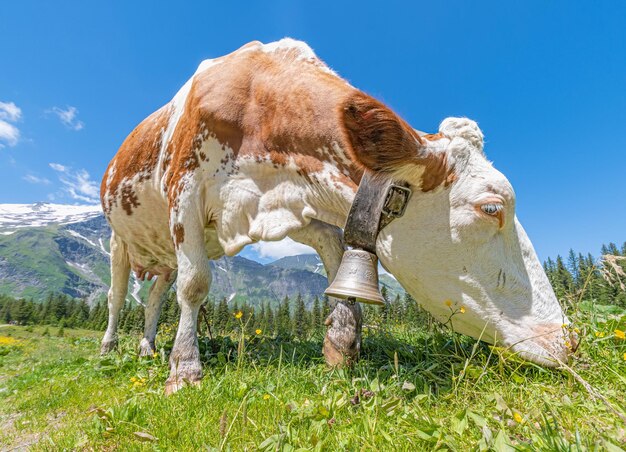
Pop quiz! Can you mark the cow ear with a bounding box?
[340,92,422,172]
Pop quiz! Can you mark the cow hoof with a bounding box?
[100,339,118,355]
[164,375,202,395]
[323,336,356,368]
[139,338,156,357]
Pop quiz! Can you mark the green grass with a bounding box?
[1,305,625,451]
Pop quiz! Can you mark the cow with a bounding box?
[100,38,574,394]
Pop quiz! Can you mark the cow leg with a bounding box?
[101,232,131,354]
[165,219,211,395]
[139,271,177,357]
[289,220,363,367]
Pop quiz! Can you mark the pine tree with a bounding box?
[567,249,580,290]
[215,297,229,334]
[322,295,331,323]
[311,296,321,331]
[553,255,574,299]
[293,293,308,340]
[265,303,275,336]
[276,296,291,338]
[380,286,390,324]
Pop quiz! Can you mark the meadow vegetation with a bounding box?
[1,246,625,450]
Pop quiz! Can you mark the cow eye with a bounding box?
[481,203,503,216]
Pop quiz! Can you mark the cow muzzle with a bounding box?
[506,322,578,367]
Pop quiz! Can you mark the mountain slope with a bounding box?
[0,203,406,305]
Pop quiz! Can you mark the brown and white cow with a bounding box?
[101,39,573,393]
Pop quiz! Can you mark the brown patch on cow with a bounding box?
[339,92,423,172]
[106,40,458,225]
[162,45,365,212]
[120,185,140,215]
[340,92,456,191]
[101,105,172,215]
[422,132,444,141]
[173,223,185,248]
[419,152,457,192]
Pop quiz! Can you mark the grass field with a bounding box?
[1,303,625,451]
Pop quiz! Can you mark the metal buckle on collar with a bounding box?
[382,184,412,218]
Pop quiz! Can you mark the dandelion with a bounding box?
[0,336,20,346]
[255,329,262,335]
[445,299,453,307]
[263,394,270,400]
[513,412,524,424]
[234,311,243,319]
[615,329,625,340]
[459,306,466,314]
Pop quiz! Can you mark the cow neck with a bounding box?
[343,170,412,254]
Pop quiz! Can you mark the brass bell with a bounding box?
[324,249,386,306]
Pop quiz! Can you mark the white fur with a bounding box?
[102,40,571,386]
[377,121,570,365]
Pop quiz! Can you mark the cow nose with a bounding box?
[528,322,575,364]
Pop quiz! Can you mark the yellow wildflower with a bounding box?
[263,394,270,400]
[255,329,262,335]
[152,352,158,358]
[574,328,580,334]
[623,352,626,361]
[615,329,625,340]
[561,324,568,329]
[0,336,20,346]
[595,331,605,338]
[234,311,243,319]
[513,412,524,424]
[459,306,466,314]
[130,377,137,383]
[445,300,453,307]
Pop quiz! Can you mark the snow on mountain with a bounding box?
[0,202,102,230]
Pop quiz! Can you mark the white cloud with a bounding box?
[23,174,51,185]
[49,106,84,131]
[250,237,316,260]
[0,102,21,122]
[49,163,99,203]
[0,101,21,147]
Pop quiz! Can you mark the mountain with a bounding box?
[0,203,102,231]
[268,254,406,301]
[0,203,406,306]
[269,254,326,275]
[0,207,112,302]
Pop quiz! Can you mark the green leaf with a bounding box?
[451,409,468,435]
[493,430,513,452]
[468,411,487,428]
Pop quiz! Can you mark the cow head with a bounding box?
[342,93,573,366]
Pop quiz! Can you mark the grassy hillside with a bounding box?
[1,300,625,450]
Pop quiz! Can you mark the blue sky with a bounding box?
[1,1,625,262]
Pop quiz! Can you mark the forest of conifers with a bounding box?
[1,242,625,337]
